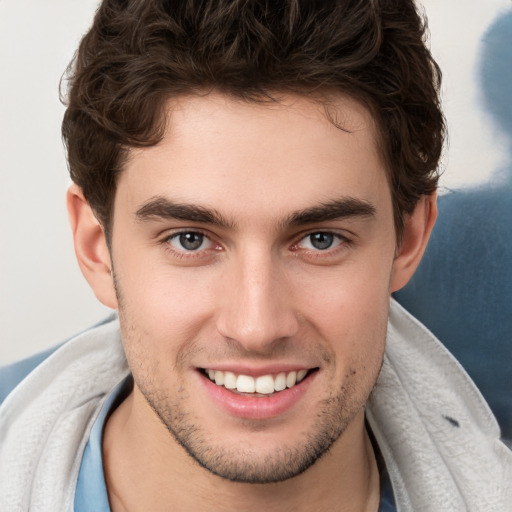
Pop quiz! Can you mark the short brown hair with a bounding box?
[62,0,445,240]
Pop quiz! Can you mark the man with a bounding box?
[0,1,510,510]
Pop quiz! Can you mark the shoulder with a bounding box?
[394,188,512,445]
[0,316,118,405]
[0,345,61,404]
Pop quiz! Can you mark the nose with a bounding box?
[216,250,299,353]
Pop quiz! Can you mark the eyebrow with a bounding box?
[284,198,376,226]
[135,196,376,229]
[135,197,235,229]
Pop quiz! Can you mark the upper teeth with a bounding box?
[206,369,308,394]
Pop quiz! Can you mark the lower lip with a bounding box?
[199,371,317,420]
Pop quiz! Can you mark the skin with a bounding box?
[68,92,436,511]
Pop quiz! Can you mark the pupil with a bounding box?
[310,233,333,250]
[179,233,203,250]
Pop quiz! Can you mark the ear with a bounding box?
[67,184,118,309]
[390,193,437,293]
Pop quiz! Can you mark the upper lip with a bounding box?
[197,364,317,377]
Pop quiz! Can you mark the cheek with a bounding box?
[115,264,220,355]
[299,265,391,372]
[301,261,391,328]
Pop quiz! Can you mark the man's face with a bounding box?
[109,93,397,483]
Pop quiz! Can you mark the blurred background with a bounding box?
[1,0,511,363]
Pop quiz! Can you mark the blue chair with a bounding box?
[395,186,512,444]
[396,8,512,445]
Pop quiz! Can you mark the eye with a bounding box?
[298,232,343,251]
[168,231,213,252]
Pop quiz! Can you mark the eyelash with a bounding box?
[160,229,353,261]
[161,229,220,260]
[289,230,353,260]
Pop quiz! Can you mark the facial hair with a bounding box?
[114,271,381,484]
[140,375,362,483]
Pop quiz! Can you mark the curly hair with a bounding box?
[62,0,445,240]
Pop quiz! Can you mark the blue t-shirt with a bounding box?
[74,377,396,511]
[74,378,131,512]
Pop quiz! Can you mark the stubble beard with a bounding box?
[114,274,379,485]
[136,365,371,484]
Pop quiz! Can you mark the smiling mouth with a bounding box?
[201,368,318,396]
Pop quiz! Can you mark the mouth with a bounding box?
[201,368,318,397]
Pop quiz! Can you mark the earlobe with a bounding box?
[67,185,118,309]
[390,193,437,293]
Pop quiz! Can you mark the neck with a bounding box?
[103,388,380,512]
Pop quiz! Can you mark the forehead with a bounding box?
[116,92,390,224]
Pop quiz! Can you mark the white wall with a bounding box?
[0,0,108,364]
[1,0,510,363]
[423,0,510,189]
